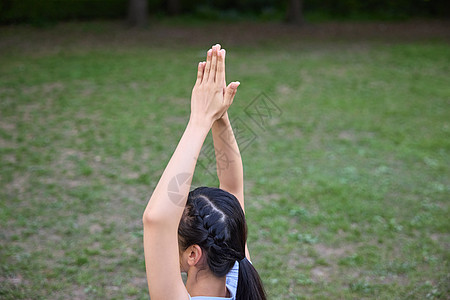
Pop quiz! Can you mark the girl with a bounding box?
[143,44,267,300]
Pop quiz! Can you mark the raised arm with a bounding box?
[209,46,250,259]
[209,46,244,208]
[212,113,244,208]
[142,45,240,300]
[213,112,253,261]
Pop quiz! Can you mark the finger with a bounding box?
[203,49,212,83]
[209,45,218,82]
[224,81,240,106]
[216,49,225,85]
[195,61,205,85]
[222,49,226,87]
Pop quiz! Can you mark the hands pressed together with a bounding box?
[190,44,240,128]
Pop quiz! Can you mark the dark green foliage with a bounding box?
[1,0,449,24]
[304,0,450,19]
[0,0,128,24]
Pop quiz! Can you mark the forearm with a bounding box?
[211,113,244,208]
[143,121,210,226]
[212,114,249,259]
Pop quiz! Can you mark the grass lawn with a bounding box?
[0,20,449,299]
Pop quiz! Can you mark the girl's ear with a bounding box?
[187,245,203,267]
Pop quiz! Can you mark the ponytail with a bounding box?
[237,258,267,300]
[179,187,267,299]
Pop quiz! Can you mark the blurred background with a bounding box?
[1,1,449,299]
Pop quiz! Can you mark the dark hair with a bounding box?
[178,186,267,300]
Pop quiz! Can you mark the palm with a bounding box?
[190,44,239,127]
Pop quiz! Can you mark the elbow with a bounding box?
[142,208,159,227]
[142,211,152,226]
[142,208,170,228]
[142,210,161,227]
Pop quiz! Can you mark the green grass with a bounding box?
[0,21,449,299]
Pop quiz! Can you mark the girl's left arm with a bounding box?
[143,120,208,300]
[142,44,240,300]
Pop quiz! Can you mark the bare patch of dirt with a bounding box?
[310,266,333,281]
[0,274,24,285]
[309,243,360,283]
[4,172,31,195]
[288,251,315,269]
[70,286,87,300]
[276,84,293,96]
[1,20,449,55]
[314,242,356,258]
[0,120,16,131]
[338,130,357,141]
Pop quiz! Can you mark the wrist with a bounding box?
[188,116,213,132]
[213,112,230,128]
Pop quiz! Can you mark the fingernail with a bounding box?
[207,49,212,56]
[230,81,240,88]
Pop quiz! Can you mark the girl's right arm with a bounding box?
[209,46,249,259]
[209,46,243,207]
[212,113,244,208]
[212,113,251,260]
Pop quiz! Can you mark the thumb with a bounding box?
[224,81,240,106]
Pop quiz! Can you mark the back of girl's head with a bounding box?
[178,187,245,276]
[178,186,267,300]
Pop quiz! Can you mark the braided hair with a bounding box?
[178,187,266,300]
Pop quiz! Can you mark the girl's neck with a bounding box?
[185,268,229,298]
